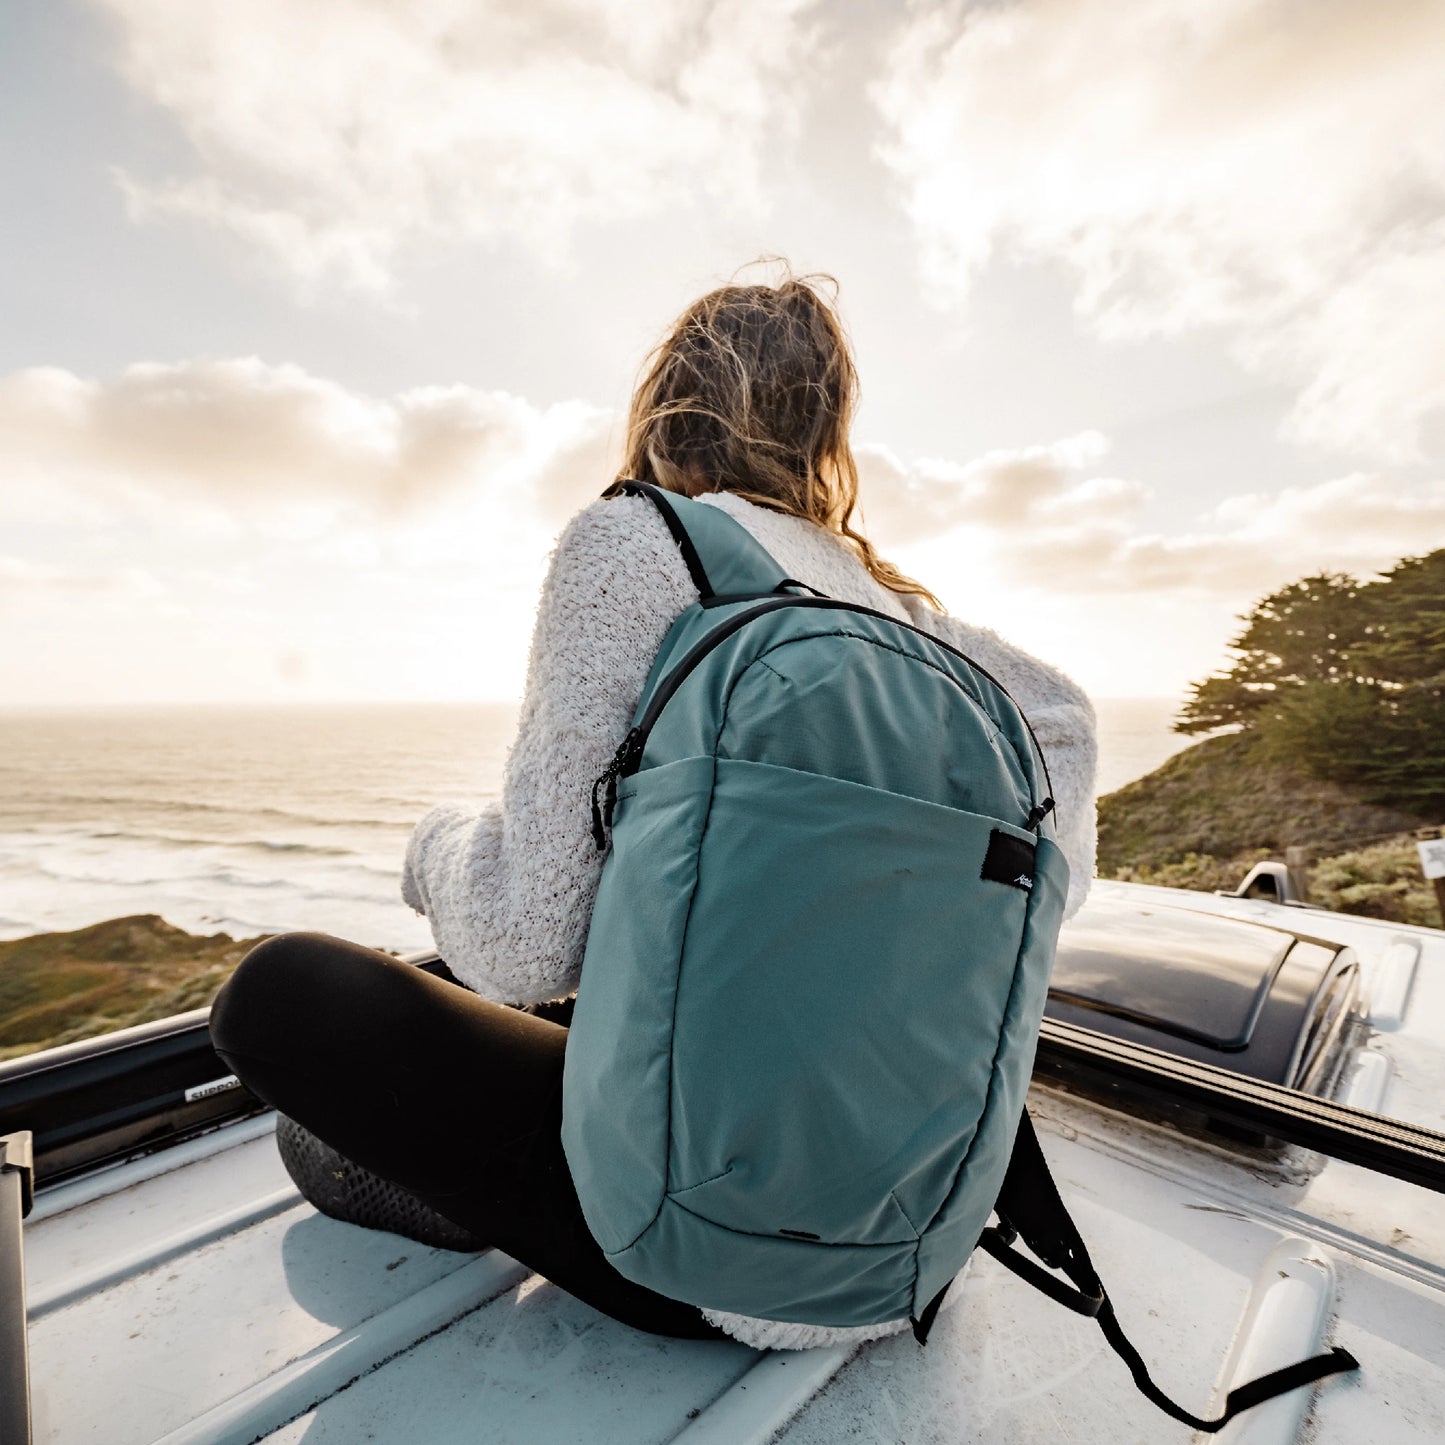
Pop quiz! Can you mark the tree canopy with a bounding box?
[1175,549,1445,813]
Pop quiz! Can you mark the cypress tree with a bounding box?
[1174,550,1445,813]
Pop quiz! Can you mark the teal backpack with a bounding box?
[560,483,1355,1426]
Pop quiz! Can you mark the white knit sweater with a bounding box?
[401,488,1098,1352]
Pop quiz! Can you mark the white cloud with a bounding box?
[1028,471,1445,596]
[873,0,1445,461]
[0,358,614,526]
[0,355,627,704]
[5,348,1435,705]
[0,556,162,598]
[0,355,624,704]
[863,433,1445,597]
[856,431,1114,543]
[100,0,819,293]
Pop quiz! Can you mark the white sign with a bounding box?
[1417,838,1445,881]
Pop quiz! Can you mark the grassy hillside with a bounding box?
[1099,730,1440,926]
[0,915,262,1062]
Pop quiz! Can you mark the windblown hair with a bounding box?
[620,271,941,609]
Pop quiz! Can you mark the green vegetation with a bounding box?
[1100,734,1437,924]
[1103,548,1444,925]
[1307,839,1441,928]
[0,915,261,1062]
[1176,549,1445,812]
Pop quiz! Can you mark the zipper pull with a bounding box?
[1025,796,1055,833]
[590,728,645,854]
[590,770,614,852]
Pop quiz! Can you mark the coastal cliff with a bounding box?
[0,915,260,1062]
[1099,730,1437,925]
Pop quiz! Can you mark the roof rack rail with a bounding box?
[1034,1017,1445,1194]
[0,956,451,1187]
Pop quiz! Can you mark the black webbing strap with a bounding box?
[774,577,828,598]
[600,478,799,602]
[979,1110,1359,1433]
[602,480,714,597]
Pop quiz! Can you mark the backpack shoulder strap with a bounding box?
[602,479,797,601]
[979,1109,1359,1433]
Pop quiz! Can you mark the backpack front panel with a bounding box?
[585,757,1070,1326]
[665,757,1037,1244]
[912,830,1069,1311]
[559,753,716,1256]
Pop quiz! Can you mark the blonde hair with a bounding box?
[620,269,941,610]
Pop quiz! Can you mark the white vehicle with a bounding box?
[2,878,1441,1444]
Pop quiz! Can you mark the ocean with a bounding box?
[0,699,1189,950]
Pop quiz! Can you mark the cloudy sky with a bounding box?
[3,0,1443,708]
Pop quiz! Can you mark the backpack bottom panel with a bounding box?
[607,1192,920,1328]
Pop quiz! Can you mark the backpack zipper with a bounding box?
[591,596,1058,852]
[590,726,645,852]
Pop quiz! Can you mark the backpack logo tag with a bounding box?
[981,829,1037,892]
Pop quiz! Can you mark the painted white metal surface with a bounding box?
[27,1180,479,1441]
[1210,1238,1336,1445]
[646,1346,852,1445]
[768,1101,1443,1445]
[23,1121,288,1288]
[1368,940,1420,1031]
[14,883,1445,1445]
[772,1108,1309,1445]
[264,1273,758,1445]
[29,1186,301,1320]
[25,1113,278,1225]
[1339,1049,1393,1115]
[21,1087,1442,1445]
[153,1254,531,1445]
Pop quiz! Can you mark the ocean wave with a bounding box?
[198,869,399,904]
[3,794,406,831]
[0,838,398,890]
[1,900,430,952]
[1,827,378,860]
[6,859,271,890]
[12,855,395,890]
[3,861,400,908]
[91,830,359,858]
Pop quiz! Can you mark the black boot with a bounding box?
[275,1113,488,1252]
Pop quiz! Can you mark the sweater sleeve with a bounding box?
[901,595,1098,922]
[400,494,696,1004]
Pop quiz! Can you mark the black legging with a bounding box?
[208,932,731,1341]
